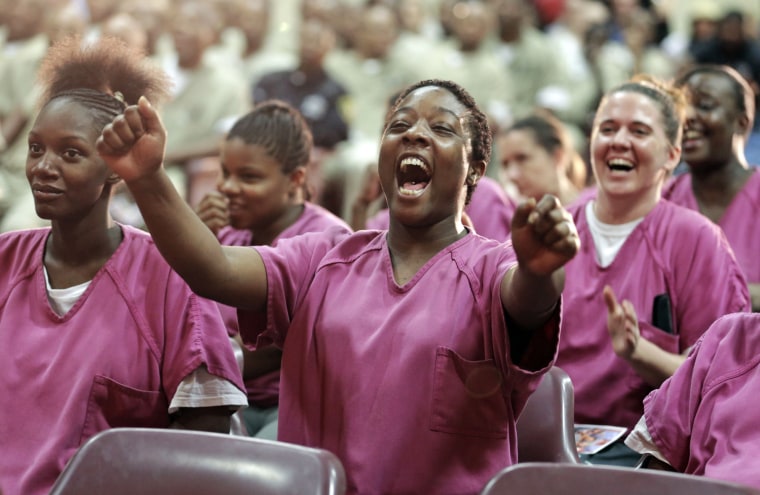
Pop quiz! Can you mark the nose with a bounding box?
[218,174,239,196]
[402,121,432,146]
[610,127,631,149]
[27,150,58,178]
[505,162,521,181]
[684,103,698,123]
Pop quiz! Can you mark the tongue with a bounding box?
[403,180,428,191]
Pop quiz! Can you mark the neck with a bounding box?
[594,187,660,224]
[47,215,121,266]
[386,215,466,261]
[251,203,304,246]
[689,153,750,190]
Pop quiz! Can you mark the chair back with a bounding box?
[481,462,760,495]
[516,366,580,463]
[50,428,346,495]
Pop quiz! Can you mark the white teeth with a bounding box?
[684,130,702,139]
[400,157,430,175]
[399,187,426,197]
[608,158,634,169]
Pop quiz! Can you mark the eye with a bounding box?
[387,120,410,132]
[28,142,43,156]
[696,100,716,111]
[598,124,616,135]
[63,148,82,160]
[432,124,454,135]
[631,126,650,136]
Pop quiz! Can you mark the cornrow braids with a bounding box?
[387,79,491,204]
[37,35,171,132]
[226,100,313,175]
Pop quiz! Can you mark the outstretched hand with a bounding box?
[510,194,580,277]
[604,285,640,360]
[96,96,167,183]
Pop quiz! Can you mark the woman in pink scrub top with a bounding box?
[556,76,750,466]
[0,37,246,495]
[664,64,760,311]
[195,100,351,439]
[626,313,760,490]
[97,78,581,495]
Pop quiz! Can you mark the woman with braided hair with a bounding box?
[0,37,246,495]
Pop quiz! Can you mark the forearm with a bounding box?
[241,345,283,381]
[501,264,564,330]
[126,168,231,295]
[626,338,687,388]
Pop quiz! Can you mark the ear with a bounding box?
[466,159,487,186]
[663,144,682,173]
[552,147,566,171]
[288,166,307,192]
[735,113,751,138]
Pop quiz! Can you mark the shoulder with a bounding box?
[115,226,173,275]
[217,226,252,246]
[318,229,385,266]
[298,202,352,232]
[743,169,760,204]
[0,228,47,280]
[450,233,517,274]
[648,200,721,240]
[694,313,760,389]
[661,173,691,199]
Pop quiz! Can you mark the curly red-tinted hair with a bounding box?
[37,35,171,108]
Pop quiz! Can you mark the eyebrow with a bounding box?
[394,105,463,120]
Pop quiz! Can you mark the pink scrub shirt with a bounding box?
[238,227,560,494]
[642,313,760,489]
[0,225,245,495]
[663,170,760,284]
[556,199,750,430]
[367,176,515,241]
[216,202,351,407]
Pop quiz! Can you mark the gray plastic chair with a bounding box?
[50,428,346,495]
[516,366,580,463]
[481,462,760,495]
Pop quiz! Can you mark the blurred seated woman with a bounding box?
[195,100,351,438]
[664,64,760,311]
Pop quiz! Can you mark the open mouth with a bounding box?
[397,156,431,197]
[607,158,634,172]
[682,129,705,151]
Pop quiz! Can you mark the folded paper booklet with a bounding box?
[574,424,628,455]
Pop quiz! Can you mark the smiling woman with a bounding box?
[95,77,581,494]
[663,64,760,312]
[193,100,351,440]
[554,75,751,467]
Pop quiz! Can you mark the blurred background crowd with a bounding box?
[0,0,758,231]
